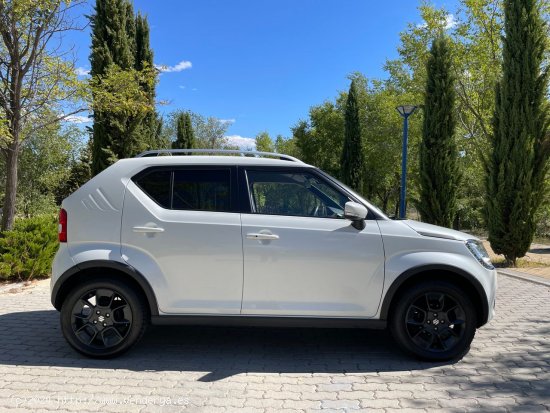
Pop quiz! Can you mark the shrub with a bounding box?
[0,215,58,281]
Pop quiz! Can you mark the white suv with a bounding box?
[51,149,497,360]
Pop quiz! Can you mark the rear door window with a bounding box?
[133,167,232,212]
[172,169,231,212]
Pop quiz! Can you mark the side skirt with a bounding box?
[151,315,387,329]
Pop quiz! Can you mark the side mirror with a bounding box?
[344,201,368,229]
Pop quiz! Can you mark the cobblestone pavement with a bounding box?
[0,276,548,413]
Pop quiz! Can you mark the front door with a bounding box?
[121,166,243,314]
[240,168,385,318]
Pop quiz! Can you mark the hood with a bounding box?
[403,220,474,242]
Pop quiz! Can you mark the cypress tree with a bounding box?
[90,0,157,174]
[418,36,460,228]
[485,0,550,265]
[172,112,195,149]
[134,12,159,149]
[341,79,364,192]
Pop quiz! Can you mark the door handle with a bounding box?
[246,232,279,240]
[133,226,164,233]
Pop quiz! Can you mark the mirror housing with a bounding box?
[344,201,368,229]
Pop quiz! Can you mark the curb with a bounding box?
[498,269,550,287]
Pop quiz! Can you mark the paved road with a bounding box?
[0,276,548,413]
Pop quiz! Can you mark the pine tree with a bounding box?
[485,0,550,265]
[418,36,460,228]
[341,79,364,191]
[172,112,195,149]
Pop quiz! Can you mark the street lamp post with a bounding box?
[396,105,418,219]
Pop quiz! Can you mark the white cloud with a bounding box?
[63,115,91,124]
[179,85,186,89]
[220,118,236,124]
[155,60,192,73]
[416,13,457,30]
[224,135,255,149]
[445,14,457,29]
[75,67,90,76]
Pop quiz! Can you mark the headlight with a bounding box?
[465,239,494,270]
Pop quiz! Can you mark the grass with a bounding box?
[491,257,550,268]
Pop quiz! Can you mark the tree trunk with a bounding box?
[1,142,19,231]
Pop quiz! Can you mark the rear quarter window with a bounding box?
[133,170,171,208]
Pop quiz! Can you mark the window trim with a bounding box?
[131,165,239,213]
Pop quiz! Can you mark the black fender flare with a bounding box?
[51,260,159,316]
[379,264,489,326]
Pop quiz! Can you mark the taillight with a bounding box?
[59,208,67,242]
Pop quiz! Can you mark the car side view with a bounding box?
[51,149,497,360]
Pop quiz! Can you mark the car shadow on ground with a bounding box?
[0,310,453,380]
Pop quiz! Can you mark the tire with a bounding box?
[60,278,148,358]
[389,280,477,361]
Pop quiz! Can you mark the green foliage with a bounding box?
[274,135,299,157]
[385,0,506,227]
[55,141,93,203]
[418,36,461,228]
[90,64,156,117]
[0,215,58,281]
[14,113,84,216]
[290,73,416,215]
[0,0,86,230]
[134,12,161,151]
[164,111,232,149]
[341,79,364,192]
[190,113,232,149]
[90,0,158,175]
[354,75,420,214]
[485,0,550,265]
[172,112,195,149]
[293,101,345,177]
[255,132,275,152]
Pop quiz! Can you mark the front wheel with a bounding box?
[389,280,477,361]
[60,278,147,358]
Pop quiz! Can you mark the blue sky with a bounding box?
[68,0,457,146]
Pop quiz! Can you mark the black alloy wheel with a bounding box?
[390,280,477,361]
[61,278,147,358]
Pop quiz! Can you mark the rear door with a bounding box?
[121,165,243,314]
[240,167,385,318]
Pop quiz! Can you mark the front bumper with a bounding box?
[485,268,498,323]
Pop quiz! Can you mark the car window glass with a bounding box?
[247,171,348,218]
[172,169,230,212]
[134,170,171,208]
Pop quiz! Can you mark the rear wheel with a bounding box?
[389,280,477,361]
[60,278,147,358]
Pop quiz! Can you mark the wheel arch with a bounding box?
[51,260,159,317]
[380,264,489,328]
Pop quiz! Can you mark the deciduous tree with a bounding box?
[0,0,85,230]
[255,132,274,153]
